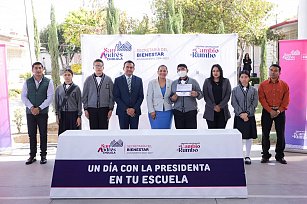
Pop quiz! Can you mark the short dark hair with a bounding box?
[63,69,73,76]
[158,65,168,71]
[177,64,187,69]
[32,61,44,69]
[123,60,135,67]
[270,64,281,72]
[239,70,250,78]
[210,64,224,80]
[93,59,104,66]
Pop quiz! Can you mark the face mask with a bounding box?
[178,70,187,78]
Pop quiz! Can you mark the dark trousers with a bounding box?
[87,107,109,129]
[173,109,197,129]
[58,111,80,135]
[261,109,286,159]
[118,114,140,129]
[26,113,48,157]
[206,111,227,129]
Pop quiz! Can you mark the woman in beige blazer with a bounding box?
[146,65,173,129]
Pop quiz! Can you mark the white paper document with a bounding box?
[176,84,192,96]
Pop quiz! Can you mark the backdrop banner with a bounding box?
[0,44,11,149]
[279,40,307,150]
[81,34,238,129]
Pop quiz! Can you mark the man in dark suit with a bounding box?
[113,60,144,129]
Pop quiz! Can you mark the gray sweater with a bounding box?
[55,83,82,116]
[170,77,203,112]
[231,85,258,117]
[82,74,114,110]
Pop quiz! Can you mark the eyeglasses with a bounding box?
[94,65,103,68]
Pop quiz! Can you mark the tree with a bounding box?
[62,8,107,48]
[107,0,119,34]
[259,35,267,82]
[153,0,183,34]
[153,0,273,67]
[217,19,225,34]
[31,0,40,61]
[48,5,60,89]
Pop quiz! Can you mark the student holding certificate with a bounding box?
[170,64,203,129]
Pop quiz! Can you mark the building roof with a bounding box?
[270,19,298,30]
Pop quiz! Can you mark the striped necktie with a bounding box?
[127,77,131,93]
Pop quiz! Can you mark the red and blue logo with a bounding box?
[100,41,132,61]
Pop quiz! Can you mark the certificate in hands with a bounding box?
[176,84,192,96]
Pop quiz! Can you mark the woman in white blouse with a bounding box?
[146,65,173,129]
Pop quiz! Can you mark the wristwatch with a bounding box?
[276,110,281,114]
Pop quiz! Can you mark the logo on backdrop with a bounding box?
[125,144,153,154]
[177,142,201,153]
[97,139,124,154]
[191,46,219,59]
[100,41,132,61]
[282,50,300,61]
[292,131,307,140]
[136,47,169,60]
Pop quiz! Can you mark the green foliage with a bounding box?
[119,12,156,34]
[217,20,225,34]
[13,108,24,133]
[153,0,183,34]
[250,77,260,86]
[9,89,22,98]
[259,35,268,82]
[31,0,40,61]
[107,0,120,34]
[152,0,273,68]
[62,8,107,47]
[48,5,60,89]
[71,64,82,75]
[40,24,67,52]
[19,72,32,80]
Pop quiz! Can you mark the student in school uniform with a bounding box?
[231,70,258,165]
[55,69,82,135]
[82,59,114,129]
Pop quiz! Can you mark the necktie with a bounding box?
[127,77,131,93]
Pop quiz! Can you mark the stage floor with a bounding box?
[0,144,306,204]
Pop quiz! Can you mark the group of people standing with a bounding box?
[21,59,289,167]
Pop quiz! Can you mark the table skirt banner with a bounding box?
[50,129,247,198]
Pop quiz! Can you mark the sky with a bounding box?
[0,0,300,35]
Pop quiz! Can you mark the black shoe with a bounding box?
[245,157,251,165]
[40,156,47,164]
[261,158,269,163]
[25,157,36,165]
[276,158,287,164]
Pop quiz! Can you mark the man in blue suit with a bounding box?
[113,60,144,129]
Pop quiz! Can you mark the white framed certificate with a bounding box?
[176,84,192,96]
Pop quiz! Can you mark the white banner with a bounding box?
[81,34,238,129]
[50,129,247,198]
